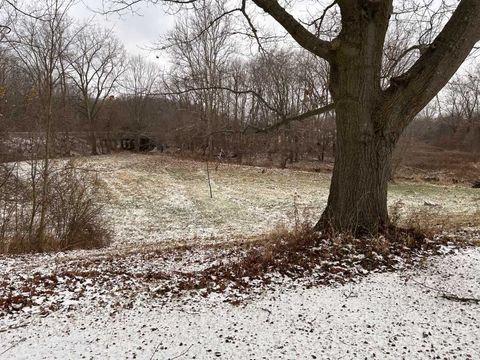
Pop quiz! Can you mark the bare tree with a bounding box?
[7,0,74,248]
[67,24,126,155]
[121,54,160,151]
[164,0,235,156]
[158,0,480,234]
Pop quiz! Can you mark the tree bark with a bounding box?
[314,0,395,234]
[316,123,395,234]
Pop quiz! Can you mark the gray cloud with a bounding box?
[69,0,175,62]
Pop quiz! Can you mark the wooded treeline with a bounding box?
[0,0,478,167]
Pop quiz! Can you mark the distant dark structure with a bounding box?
[473,180,480,189]
[121,135,156,152]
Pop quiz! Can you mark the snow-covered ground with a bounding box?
[1,249,479,359]
[1,153,479,359]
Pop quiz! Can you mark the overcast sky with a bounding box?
[67,1,476,73]
[69,0,176,64]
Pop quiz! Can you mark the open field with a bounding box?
[1,153,479,359]
[83,153,479,247]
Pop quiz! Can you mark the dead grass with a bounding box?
[391,200,480,240]
[170,142,479,185]
[395,142,480,184]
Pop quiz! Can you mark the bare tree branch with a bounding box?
[249,0,334,61]
[385,0,480,126]
[301,0,337,38]
[3,0,49,21]
[101,0,196,15]
[250,103,335,133]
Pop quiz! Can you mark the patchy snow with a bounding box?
[78,154,479,247]
[82,154,331,247]
[4,153,478,248]
[1,248,479,359]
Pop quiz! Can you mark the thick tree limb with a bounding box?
[249,0,334,62]
[196,103,334,139]
[250,103,334,133]
[384,0,480,127]
[178,104,334,136]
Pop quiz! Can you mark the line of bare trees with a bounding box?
[0,0,165,159]
[1,0,478,168]
[158,0,336,166]
[157,0,480,169]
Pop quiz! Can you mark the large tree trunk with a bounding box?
[315,1,395,235]
[316,118,396,234]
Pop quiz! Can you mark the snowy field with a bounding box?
[88,154,478,247]
[1,153,479,359]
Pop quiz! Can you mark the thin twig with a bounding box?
[149,341,162,360]
[170,344,194,360]
[440,293,480,304]
[0,322,29,333]
[409,278,480,304]
[260,307,272,317]
[0,337,27,356]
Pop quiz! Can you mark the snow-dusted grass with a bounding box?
[82,153,479,247]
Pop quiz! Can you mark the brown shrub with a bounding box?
[0,160,111,254]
